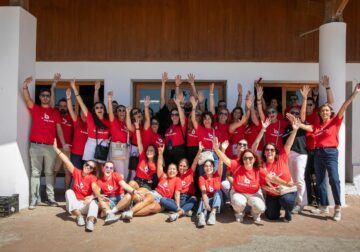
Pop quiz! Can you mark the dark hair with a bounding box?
[170,108,180,125]
[307,97,315,103]
[130,107,141,123]
[261,143,280,162]
[91,102,108,130]
[216,107,230,122]
[201,111,214,127]
[231,106,244,119]
[151,116,159,124]
[203,159,215,169]
[318,103,335,123]
[218,99,226,106]
[39,88,51,95]
[116,104,126,110]
[58,98,67,104]
[240,149,261,170]
[146,144,158,164]
[83,160,98,175]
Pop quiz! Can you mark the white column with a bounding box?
[319,22,346,205]
[0,7,36,209]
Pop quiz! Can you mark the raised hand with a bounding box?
[198,91,205,103]
[286,113,296,123]
[126,106,132,115]
[190,96,198,108]
[245,91,254,110]
[174,92,184,107]
[53,73,61,83]
[198,141,204,152]
[158,144,165,155]
[213,137,220,151]
[320,75,330,88]
[66,88,71,99]
[238,83,243,95]
[261,118,271,130]
[210,83,215,93]
[95,80,101,91]
[23,76,33,89]
[292,118,300,130]
[256,84,263,99]
[188,73,195,85]
[354,83,360,94]
[162,72,168,83]
[175,75,182,87]
[221,140,230,152]
[300,85,311,99]
[144,96,151,108]
[70,79,76,90]
[107,90,113,99]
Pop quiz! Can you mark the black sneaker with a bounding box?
[47,199,59,207]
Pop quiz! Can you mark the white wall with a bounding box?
[0,7,36,209]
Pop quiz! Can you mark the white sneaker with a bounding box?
[76,216,85,226]
[253,213,262,224]
[197,212,206,227]
[333,208,341,221]
[311,206,329,214]
[85,220,94,232]
[104,212,119,225]
[185,210,193,217]
[121,210,133,220]
[168,213,179,222]
[28,199,37,210]
[292,205,303,214]
[207,212,216,225]
[235,213,244,223]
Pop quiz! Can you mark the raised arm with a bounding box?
[300,85,310,122]
[190,96,199,129]
[175,75,182,98]
[188,73,198,99]
[107,91,115,122]
[22,76,34,109]
[320,75,334,105]
[213,138,225,178]
[256,84,266,122]
[125,107,135,132]
[94,80,101,104]
[66,87,77,121]
[229,93,252,133]
[236,83,243,108]
[134,118,143,153]
[283,117,300,154]
[160,72,168,108]
[143,96,151,130]
[157,144,165,178]
[209,83,216,115]
[251,118,270,151]
[70,80,88,117]
[190,142,204,172]
[53,139,74,174]
[337,83,360,119]
[50,73,61,108]
[174,92,186,127]
[213,137,231,167]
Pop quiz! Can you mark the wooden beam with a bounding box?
[335,0,349,16]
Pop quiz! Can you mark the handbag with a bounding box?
[198,150,214,165]
[111,131,129,160]
[94,127,110,162]
[277,185,297,195]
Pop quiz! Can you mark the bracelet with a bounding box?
[326,87,331,90]
[131,189,136,194]
[209,93,214,96]
[57,151,62,156]
[75,94,80,96]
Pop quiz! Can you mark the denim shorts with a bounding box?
[151,190,163,203]
[108,194,124,209]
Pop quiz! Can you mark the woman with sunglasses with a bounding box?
[71,80,110,163]
[309,83,360,221]
[96,161,144,224]
[164,89,187,167]
[53,139,100,232]
[252,117,300,222]
[256,85,288,150]
[106,91,130,179]
[196,138,224,227]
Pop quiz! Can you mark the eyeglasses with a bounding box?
[307,103,314,107]
[84,163,96,169]
[265,148,276,152]
[243,156,254,161]
[171,113,179,117]
[40,94,50,98]
[290,111,300,116]
[238,142,248,147]
[267,110,277,115]
[103,165,114,171]
[219,112,228,116]
[95,106,104,110]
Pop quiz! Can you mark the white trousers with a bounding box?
[288,150,308,206]
[230,189,265,215]
[65,189,98,219]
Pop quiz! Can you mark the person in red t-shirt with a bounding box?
[186,109,202,164]
[71,80,110,164]
[23,75,70,209]
[167,142,203,222]
[309,83,360,221]
[96,161,144,225]
[252,117,300,222]
[53,139,99,232]
[196,138,224,227]
[107,91,130,179]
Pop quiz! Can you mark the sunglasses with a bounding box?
[132,111,141,116]
[219,112,228,116]
[267,110,277,115]
[307,103,314,107]
[40,94,50,98]
[84,163,96,169]
[95,106,104,110]
[243,156,254,161]
[103,165,114,171]
[238,142,248,147]
[265,148,276,152]
[290,111,300,116]
[171,113,179,117]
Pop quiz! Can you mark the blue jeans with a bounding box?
[180,194,197,212]
[314,148,341,206]
[197,191,222,215]
[108,194,123,209]
[160,197,178,212]
[265,192,296,221]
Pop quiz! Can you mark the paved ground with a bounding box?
[0,195,360,252]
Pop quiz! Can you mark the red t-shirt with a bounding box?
[135,151,157,181]
[264,119,287,149]
[229,160,267,194]
[187,128,199,147]
[96,172,124,197]
[305,110,320,150]
[56,113,73,148]
[214,122,230,143]
[142,128,164,149]
[86,113,110,139]
[314,115,343,148]
[110,119,128,143]
[244,123,263,151]
[130,126,143,146]
[72,168,97,200]
[178,169,195,195]
[29,104,61,145]
[196,125,216,149]
[264,151,292,196]
[155,173,182,198]
[165,124,186,147]
[71,117,88,155]
[198,171,221,198]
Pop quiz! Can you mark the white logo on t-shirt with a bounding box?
[244,176,250,184]
[182,181,186,187]
[107,185,113,191]
[144,166,149,173]
[209,185,214,192]
[79,182,84,189]
[44,113,49,120]
[163,182,168,188]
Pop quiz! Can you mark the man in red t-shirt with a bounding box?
[23,75,71,210]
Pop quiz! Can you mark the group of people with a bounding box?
[23,72,360,232]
